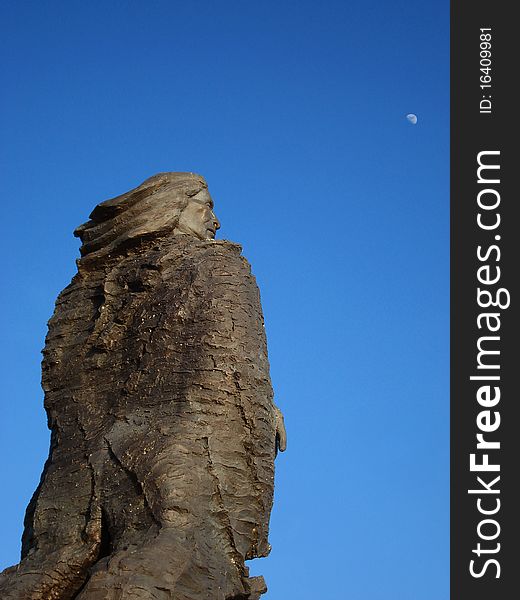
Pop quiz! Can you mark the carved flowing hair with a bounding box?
[74,172,208,260]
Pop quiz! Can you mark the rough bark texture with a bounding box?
[0,174,277,599]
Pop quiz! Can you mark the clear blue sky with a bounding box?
[0,2,449,598]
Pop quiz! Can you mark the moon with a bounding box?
[406,113,418,125]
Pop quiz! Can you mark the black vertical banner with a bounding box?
[451,2,518,598]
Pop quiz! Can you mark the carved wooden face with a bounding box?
[176,189,220,240]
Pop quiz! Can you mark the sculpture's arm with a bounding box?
[274,404,287,454]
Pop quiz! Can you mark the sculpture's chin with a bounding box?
[200,230,216,241]
[173,228,208,241]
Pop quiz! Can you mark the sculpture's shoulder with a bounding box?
[157,239,263,325]
[193,239,245,261]
[196,240,257,290]
[160,238,253,277]
[202,239,251,269]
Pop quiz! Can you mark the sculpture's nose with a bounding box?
[213,214,221,231]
